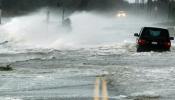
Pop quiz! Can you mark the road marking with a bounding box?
[94,77,100,100]
[102,79,109,100]
[94,77,109,100]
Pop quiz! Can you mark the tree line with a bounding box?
[0,0,129,16]
[0,0,175,19]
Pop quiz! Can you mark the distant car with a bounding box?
[116,11,126,17]
[134,27,174,52]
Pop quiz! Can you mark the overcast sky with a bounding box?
[127,0,135,3]
[127,0,148,3]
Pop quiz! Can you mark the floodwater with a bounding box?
[0,10,175,100]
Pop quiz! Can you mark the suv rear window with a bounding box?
[140,28,169,39]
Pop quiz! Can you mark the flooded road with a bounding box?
[0,11,175,100]
[0,45,175,100]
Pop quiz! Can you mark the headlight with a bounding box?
[116,11,127,17]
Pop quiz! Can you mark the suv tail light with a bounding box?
[138,39,146,45]
[164,42,171,48]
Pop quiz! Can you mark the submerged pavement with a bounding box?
[0,45,175,100]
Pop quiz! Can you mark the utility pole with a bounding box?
[57,1,65,24]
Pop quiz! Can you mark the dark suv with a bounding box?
[134,27,174,52]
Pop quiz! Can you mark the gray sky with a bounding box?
[127,0,135,3]
[127,0,148,3]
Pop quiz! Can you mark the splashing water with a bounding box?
[0,8,155,53]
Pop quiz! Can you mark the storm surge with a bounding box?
[0,8,153,53]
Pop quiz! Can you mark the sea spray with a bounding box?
[0,8,154,51]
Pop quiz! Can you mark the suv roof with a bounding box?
[140,27,169,39]
[142,27,167,30]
